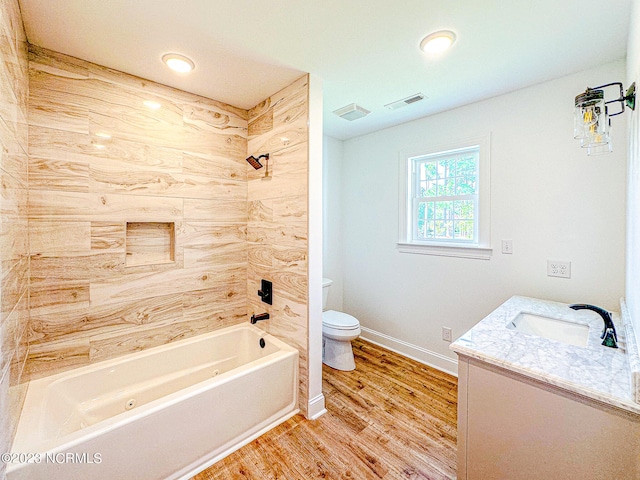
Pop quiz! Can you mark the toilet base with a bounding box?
[322,336,356,371]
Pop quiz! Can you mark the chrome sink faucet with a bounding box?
[569,304,618,348]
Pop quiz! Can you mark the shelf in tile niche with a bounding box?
[125,222,175,267]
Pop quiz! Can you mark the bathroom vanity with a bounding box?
[451,296,640,480]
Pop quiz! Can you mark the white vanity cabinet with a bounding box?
[456,355,640,480]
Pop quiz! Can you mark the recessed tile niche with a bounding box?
[125,222,175,267]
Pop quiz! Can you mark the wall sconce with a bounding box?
[574,82,635,155]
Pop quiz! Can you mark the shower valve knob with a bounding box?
[258,279,273,305]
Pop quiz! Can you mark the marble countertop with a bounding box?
[450,295,640,415]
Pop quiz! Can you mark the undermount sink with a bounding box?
[506,312,590,347]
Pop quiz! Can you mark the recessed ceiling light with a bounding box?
[143,100,161,110]
[162,53,195,73]
[420,30,456,54]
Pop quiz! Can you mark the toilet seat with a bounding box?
[322,310,359,330]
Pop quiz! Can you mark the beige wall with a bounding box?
[0,0,29,473]
[25,46,251,379]
[247,76,310,416]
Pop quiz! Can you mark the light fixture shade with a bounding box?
[586,116,612,155]
[587,141,613,156]
[580,108,610,150]
[574,89,607,143]
[333,103,370,121]
[573,81,636,155]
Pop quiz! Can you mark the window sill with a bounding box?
[396,242,493,260]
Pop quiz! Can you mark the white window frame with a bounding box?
[397,134,492,260]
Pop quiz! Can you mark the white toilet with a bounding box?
[322,278,361,371]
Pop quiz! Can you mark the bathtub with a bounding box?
[7,323,298,480]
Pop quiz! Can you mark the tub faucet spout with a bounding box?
[250,313,270,324]
[569,303,618,348]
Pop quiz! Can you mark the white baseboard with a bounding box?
[307,393,327,420]
[359,326,458,377]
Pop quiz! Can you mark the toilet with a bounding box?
[322,278,361,371]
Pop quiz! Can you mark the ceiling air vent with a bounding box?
[384,93,426,110]
[333,103,371,121]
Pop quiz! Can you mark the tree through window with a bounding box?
[413,147,479,243]
[398,134,491,259]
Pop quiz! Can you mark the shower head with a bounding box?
[246,154,268,170]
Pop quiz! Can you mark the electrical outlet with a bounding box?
[501,239,513,254]
[547,260,571,278]
[442,327,452,342]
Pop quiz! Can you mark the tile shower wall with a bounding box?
[26,46,250,379]
[0,0,29,473]
[247,76,310,415]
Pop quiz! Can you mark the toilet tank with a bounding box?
[322,278,333,310]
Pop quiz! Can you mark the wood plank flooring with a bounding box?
[192,338,458,479]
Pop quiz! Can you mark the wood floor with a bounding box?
[192,338,458,479]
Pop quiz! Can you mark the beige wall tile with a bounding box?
[247,74,310,415]
[90,222,125,251]
[183,242,247,268]
[0,120,28,186]
[247,169,307,202]
[0,218,28,261]
[25,337,91,380]
[272,195,307,222]
[183,103,248,136]
[181,222,246,245]
[84,60,248,122]
[28,84,89,133]
[29,156,90,192]
[1,258,28,320]
[28,293,184,344]
[181,128,247,159]
[182,281,246,322]
[183,198,246,222]
[28,44,89,77]
[30,220,91,254]
[87,322,190,361]
[29,282,90,311]
[90,264,245,306]
[28,125,93,162]
[248,109,274,138]
[182,151,246,181]
[0,1,29,460]
[90,168,246,200]
[247,112,308,156]
[29,190,184,220]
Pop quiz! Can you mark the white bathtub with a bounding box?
[7,323,298,480]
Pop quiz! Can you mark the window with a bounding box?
[398,135,491,259]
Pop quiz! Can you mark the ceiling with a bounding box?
[18,0,633,140]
